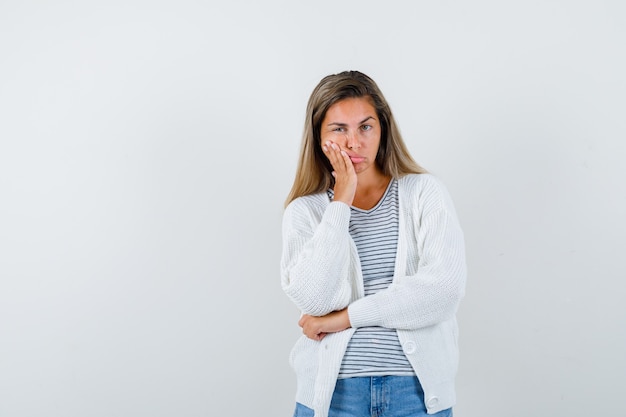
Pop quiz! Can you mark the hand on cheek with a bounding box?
[322,141,357,205]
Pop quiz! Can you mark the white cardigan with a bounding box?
[281,174,467,416]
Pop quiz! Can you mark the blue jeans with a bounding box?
[293,376,452,417]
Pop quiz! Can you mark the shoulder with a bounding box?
[398,173,447,196]
[397,173,457,214]
[283,192,329,225]
[285,192,328,214]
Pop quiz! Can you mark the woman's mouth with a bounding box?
[349,156,365,164]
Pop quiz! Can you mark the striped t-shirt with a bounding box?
[328,179,414,378]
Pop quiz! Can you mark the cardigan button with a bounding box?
[426,396,439,408]
[403,341,416,354]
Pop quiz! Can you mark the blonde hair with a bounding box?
[285,71,426,207]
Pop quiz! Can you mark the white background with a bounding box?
[1,1,625,416]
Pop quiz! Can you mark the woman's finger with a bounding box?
[339,149,356,175]
[323,141,349,173]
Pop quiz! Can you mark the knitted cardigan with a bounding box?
[281,173,467,416]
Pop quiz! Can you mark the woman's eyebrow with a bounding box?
[327,116,375,127]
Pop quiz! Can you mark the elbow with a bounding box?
[283,280,351,317]
[446,268,467,315]
[300,303,343,317]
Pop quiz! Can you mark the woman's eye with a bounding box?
[333,127,345,132]
[361,125,372,131]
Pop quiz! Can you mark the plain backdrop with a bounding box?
[1,1,625,416]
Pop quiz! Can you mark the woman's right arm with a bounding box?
[280,199,353,317]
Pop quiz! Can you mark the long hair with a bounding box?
[285,71,426,207]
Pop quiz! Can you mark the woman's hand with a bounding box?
[322,141,357,206]
[298,308,351,341]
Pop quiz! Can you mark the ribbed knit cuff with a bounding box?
[323,201,351,229]
[348,296,383,328]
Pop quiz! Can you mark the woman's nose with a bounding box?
[345,132,359,149]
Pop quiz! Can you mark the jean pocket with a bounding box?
[293,402,314,417]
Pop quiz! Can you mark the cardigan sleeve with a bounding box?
[281,199,354,317]
[348,175,467,330]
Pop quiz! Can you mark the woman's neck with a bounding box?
[352,170,391,210]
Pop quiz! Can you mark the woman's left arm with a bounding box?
[348,177,467,330]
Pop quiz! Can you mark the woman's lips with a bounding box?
[349,156,365,164]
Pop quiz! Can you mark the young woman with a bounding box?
[281,71,466,417]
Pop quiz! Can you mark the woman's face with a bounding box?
[320,97,382,176]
